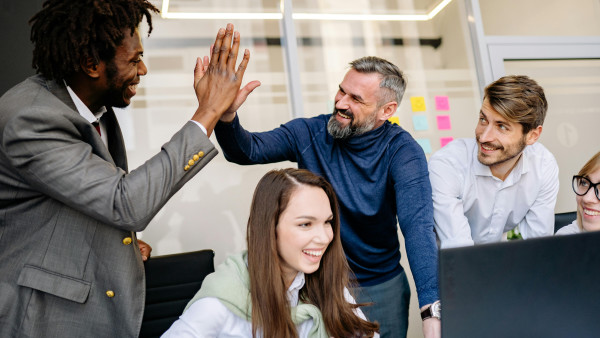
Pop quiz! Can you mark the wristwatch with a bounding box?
[420,300,441,320]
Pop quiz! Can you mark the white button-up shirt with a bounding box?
[161,272,373,337]
[65,84,108,147]
[428,138,559,249]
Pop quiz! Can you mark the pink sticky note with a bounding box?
[436,115,451,130]
[435,96,450,111]
[440,137,454,147]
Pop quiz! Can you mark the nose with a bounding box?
[478,124,494,143]
[138,59,148,76]
[313,223,333,245]
[335,92,349,110]
[582,185,599,203]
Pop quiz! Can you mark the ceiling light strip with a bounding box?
[161,0,452,22]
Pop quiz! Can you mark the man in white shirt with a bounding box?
[429,75,559,249]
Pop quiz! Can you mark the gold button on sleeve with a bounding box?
[184,165,190,171]
[188,159,195,166]
[198,151,204,158]
[106,290,115,298]
[193,155,199,161]
[122,237,132,245]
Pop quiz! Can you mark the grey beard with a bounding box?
[327,112,376,140]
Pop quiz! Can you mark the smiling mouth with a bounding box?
[127,83,138,96]
[480,143,501,152]
[302,249,324,257]
[337,111,351,119]
[583,208,600,216]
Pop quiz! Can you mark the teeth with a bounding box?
[337,112,350,119]
[303,250,323,257]
[482,144,496,151]
[584,209,600,216]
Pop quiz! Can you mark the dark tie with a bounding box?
[92,121,101,136]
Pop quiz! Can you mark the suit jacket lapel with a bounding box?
[42,76,128,172]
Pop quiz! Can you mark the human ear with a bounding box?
[81,56,102,79]
[379,101,398,121]
[525,125,542,145]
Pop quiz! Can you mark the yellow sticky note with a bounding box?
[410,96,426,112]
[388,116,400,125]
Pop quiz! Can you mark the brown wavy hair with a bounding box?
[247,168,379,337]
[484,75,548,134]
[29,0,159,81]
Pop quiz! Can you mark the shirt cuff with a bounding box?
[189,120,207,135]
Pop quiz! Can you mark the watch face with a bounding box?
[432,301,442,317]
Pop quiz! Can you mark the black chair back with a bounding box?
[554,211,577,234]
[140,249,215,338]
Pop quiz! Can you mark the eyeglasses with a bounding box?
[572,175,600,200]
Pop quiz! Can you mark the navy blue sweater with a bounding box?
[215,114,439,306]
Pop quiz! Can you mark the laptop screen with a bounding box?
[439,231,600,338]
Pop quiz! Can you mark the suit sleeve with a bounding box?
[2,107,217,232]
[428,153,475,249]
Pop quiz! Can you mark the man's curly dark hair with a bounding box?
[29,0,159,81]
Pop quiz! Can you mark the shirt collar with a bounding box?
[65,81,107,123]
[286,272,306,307]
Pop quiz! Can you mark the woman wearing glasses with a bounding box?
[556,151,600,235]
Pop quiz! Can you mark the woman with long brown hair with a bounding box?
[163,168,379,337]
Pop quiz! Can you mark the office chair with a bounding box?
[554,211,577,234]
[140,249,215,338]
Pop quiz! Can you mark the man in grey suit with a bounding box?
[0,0,256,337]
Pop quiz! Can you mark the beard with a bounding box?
[103,61,133,108]
[327,108,377,140]
[476,135,527,167]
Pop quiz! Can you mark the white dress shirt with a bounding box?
[428,138,559,249]
[65,84,108,147]
[555,220,581,235]
[161,272,372,338]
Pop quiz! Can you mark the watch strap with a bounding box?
[420,306,433,321]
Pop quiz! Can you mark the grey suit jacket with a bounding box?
[0,75,218,337]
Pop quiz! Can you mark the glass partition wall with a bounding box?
[130,2,481,336]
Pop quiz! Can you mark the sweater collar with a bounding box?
[334,120,390,150]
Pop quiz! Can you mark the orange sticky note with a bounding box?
[410,96,426,112]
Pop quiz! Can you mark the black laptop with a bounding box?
[439,231,600,338]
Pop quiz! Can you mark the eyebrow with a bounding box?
[295,214,334,221]
[339,85,364,103]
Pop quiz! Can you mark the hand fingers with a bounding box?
[210,28,225,67]
[226,31,241,71]
[193,57,203,87]
[242,80,261,96]
[235,49,251,81]
[218,23,234,69]
[203,56,209,70]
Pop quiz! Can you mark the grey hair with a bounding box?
[349,56,406,106]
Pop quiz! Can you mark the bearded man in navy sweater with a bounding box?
[215,56,440,338]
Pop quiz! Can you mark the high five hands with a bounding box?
[192,23,261,134]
